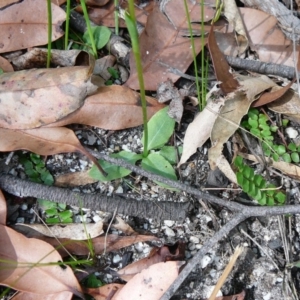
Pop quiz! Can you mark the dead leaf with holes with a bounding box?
[83,283,124,299]
[113,261,184,300]
[117,244,185,282]
[0,0,65,53]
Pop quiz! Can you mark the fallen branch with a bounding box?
[226,55,295,79]
[0,174,189,221]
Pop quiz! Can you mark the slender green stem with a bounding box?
[125,1,148,157]
[183,0,202,111]
[114,0,119,35]
[64,0,71,50]
[46,0,52,68]
[201,0,207,109]
[80,0,98,58]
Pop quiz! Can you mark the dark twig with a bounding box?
[225,55,296,79]
[90,151,300,218]
[0,174,189,221]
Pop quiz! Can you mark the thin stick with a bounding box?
[208,246,244,300]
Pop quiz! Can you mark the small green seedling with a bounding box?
[38,199,73,224]
[81,273,104,288]
[234,156,286,206]
[105,67,120,85]
[89,107,181,188]
[242,108,300,163]
[19,153,54,185]
[83,25,111,54]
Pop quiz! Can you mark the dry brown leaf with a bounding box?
[55,171,98,187]
[113,261,184,300]
[0,56,13,72]
[208,26,239,94]
[125,3,214,90]
[0,190,6,225]
[117,245,185,282]
[218,7,298,67]
[252,80,295,107]
[20,234,159,257]
[0,63,96,129]
[268,88,300,123]
[0,0,65,53]
[0,127,104,173]
[157,80,184,123]
[88,0,154,28]
[208,75,276,180]
[15,222,104,240]
[47,85,165,130]
[11,48,87,71]
[223,0,248,54]
[0,225,82,297]
[85,0,110,6]
[94,55,116,80]
[84,283,124,300]
[112,216,137,236]
[12,290,73,300]
[179,94,225,167]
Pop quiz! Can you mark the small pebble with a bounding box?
[286,127,298,139]
[188,243,196,251]
[134,242,144,253]
[16,217,25,223]
[141,183,148,191]
[263,293,271,300]
[164,220,175,227]
[79,160,88,167]
[115,186,123,194]
[121,145,131,152]
[164,227,175,237]
[20,204,28,210]
[92,215,102,223]
[113,254,122,264]
[189,236,200,244]
[201,255,212,268]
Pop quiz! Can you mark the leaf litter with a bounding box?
[1,0,300,299]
